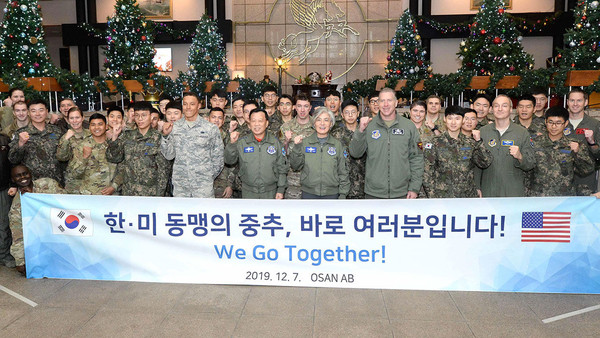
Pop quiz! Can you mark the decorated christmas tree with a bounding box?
[103,0,156,79]
[457,0,533,77]
[186,14,229,94]
[385,10,431,80]
[0,0,55,76]
[559,0,600,69]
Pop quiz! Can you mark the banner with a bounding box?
[22,194,600,293]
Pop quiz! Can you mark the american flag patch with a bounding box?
[521,212,571,243]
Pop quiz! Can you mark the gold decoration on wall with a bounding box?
[278,0,359,64]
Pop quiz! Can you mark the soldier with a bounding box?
[331,100,366,199]
[50,98,88,133]
[408,100,435,143]
[205,88,228,118]
[0,131,13,268]
[470,93,493,129]
[367,92,380,118]
[226,96,247,133]
[349,87,423,199]
[513,94,545,137]
[2,101,29,140]
[476,95,535,197]
[280,94,314,199]
[278,94,295,125]
[158,95,173,116]
[529,106,595,196]
[161,92,224,198]
[461,108,478,138]
[8,99,64,185]
[564,88,600,193]
[165,100,182,123]
[206,107,234,198]
[55,107,92,194]
[106,106,125,141]
[150,107,162,130]
[325,90,342,124]
[261,85,279,118]
[225,108,288,199]
[423,106,492,198]
[107,101,169,196]
[425,95,445,136]
[73,114,120,195]
[125,103,136,130]
[290,107,349,199]
[0,88,25,131]
[8,165,64,275]
[531,87,548,118]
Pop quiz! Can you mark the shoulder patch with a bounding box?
[488,139,497,147]
[266,145,276,155]
[424,143,433,149]
[563,127,571,135]
[327,146,337,156]
[371,130,381,139]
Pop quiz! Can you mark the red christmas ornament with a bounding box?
[582,16,587,20]
[580,40,585,45]
[11,1,17,8]
[493,37,502,44]
[141,36,147,41]
[467,62,474,67]
[417,60,423,66]
[395,70,401,74]
[509,66,515,71]
[571,63,576,67]
[498,8,504,14]
[17,62,22,67]
[480,29,486,35]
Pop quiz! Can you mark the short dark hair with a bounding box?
[278,94,293,104]
[567,87,588,101]
[8,88,24,97]
[182,92,200,101]
[545,106,569,121]
[410,100,426,110]
[210,88,227,99]
[463,108,477,117]
[294,94,311,105]
[249,108,268,120]
[89,113,107,124]
[517,94,536,106]
[159,95,173,102]
[67,106,83,119]
[262,85,277,95]
[232,95,245,105]
[367,92,379,101]
[12,100,27,109]
[472,93,492,105]
[165,100,182,111]
[341,99,358,112]
[28,98,49,110]
[59,97,75,105]
[444,105,464,118]
[107,106,124,118]
[326,90,341,99]
[133,101,153,112]
[530,86,547,96]
[209,107,225,116]
[243,99,259,110]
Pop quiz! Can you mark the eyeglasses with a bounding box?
[546,121,565,126]
[263,93,278,98]
[369,100,379,104]
[134,113,150,119]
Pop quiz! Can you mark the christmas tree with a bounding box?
[457,0,533,77]
[559,0,600,69]
[186,14,229,94]
[385,10,431,80]
[0,0,55,76]
[103,0,156,79]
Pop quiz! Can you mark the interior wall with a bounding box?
[430,0,555,15]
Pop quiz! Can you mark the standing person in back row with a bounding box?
[161,92,224,198]
[349,87,423,199]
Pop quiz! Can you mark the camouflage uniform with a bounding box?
[55,129,92,194]
[2,120,23,140]
[513,116,546,195]
[213,129,236,198]
[268,111,284,138]
[161,117,224,198]
[8,124,65,185]
[529,133,595,196]
[475,116,493,130]
[9,178,64,266]
[72,138,120,195]
[106,128,169,196]
[0,106,13,131]
[279,118,314,199]
[423,132,493,198]
[331,124,366,199]
[564,114,600,193]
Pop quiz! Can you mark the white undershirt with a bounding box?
[497,126,509,136]
[570,118,583,129]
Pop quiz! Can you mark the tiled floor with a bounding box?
[1,266,600,337]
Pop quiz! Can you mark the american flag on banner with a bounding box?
[521,212,571,243]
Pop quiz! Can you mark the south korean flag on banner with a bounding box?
[50,208,94,236]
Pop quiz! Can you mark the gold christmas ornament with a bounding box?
[29,36,38,44]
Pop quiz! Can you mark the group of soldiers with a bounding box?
[1,84,600,274]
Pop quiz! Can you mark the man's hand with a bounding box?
[230,131,240,144]
[64,129,75,140]
[100,186,115,195]
[111,125,122,141]
[275,193,284,199]
[229,120,238,133]
[477,189,482,198]
[82,146,92,159]
[584,129,595,145]
[222,187,233,198]
[8,187,17,196]
[293,135,304,145]
[406,191,418,199]
[472,130,481,141]
[49,113,61,124]
[509,145,522,160]
[358,117,372,132]
[18,131,29,147]
[157,120,165,133]
[3,97,12,107]
[162,121,173,136]
[284,130,293,142]
[569,141,580,153]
